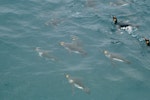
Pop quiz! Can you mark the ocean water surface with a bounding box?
[0,0,150,100]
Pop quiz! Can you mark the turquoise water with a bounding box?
[0,0,150,100]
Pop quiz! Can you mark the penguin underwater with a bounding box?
[35,47,58,61]
[65,74,90,94]
[103,50,131,64]
[60,41,87,56]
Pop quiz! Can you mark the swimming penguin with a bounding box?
[65,74,90,94]
[60,41,87,56]
[103,50,131,64]
[35,47,58,61]
[113,16,131,27]
[112,16,139,34]
[113,16,139,29]
[110,0,129,7]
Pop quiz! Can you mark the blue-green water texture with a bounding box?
[1,0,150,100]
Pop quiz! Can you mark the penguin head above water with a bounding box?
[113,16,118,24]
[144,38,150,46]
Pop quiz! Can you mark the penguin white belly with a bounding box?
[74,83,84,90]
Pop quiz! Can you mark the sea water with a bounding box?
[0,0,150,100]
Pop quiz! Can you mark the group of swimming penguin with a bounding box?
[34,2,150,93]
[64,16,150,95]
[112,16,150,46]
[35,15,150,95]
